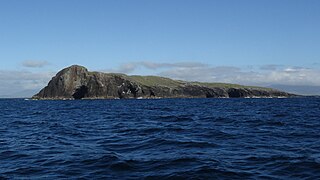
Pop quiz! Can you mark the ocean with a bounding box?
[0,98,319,179]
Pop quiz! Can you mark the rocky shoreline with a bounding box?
[32,65,296,100]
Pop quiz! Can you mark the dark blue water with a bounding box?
[0,98,320,179]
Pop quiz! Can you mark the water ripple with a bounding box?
[0,98,319,179]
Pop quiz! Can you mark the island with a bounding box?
[32,65,295,100]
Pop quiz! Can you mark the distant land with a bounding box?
[269,85,320,96]
[31,65,296,100]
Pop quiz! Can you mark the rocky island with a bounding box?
[32,65,295,100]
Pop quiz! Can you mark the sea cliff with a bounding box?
[32,65,294,99]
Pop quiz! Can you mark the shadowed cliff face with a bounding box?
[33,65,90,99]
[72,85,88,99]
[32,65,294,99]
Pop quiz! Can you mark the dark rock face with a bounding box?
[73,85,88,99]
[32,65,294,99]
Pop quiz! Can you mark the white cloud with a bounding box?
[2,61,319,97]
[161,65,320,86]
[260,64,282,71]
[103,61,207,73]
[22,60,50,68]
[107,61,320,86]
[0,70,54,97]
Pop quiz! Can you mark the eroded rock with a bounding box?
[32,65,295,99]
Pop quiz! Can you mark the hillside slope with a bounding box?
[32,65,294,99]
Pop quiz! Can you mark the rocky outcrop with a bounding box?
[32,65,295,99]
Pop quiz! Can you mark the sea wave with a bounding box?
[0,98,320,179]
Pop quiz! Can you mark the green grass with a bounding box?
[193,82,272,90]
[65,65,273,91]
[128,75,184,87]
[103,73,273,90]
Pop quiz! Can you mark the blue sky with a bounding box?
[0,0,320,96]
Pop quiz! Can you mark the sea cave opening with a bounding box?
[72,85,89,99]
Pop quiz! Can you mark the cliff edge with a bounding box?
[32,65,294,99]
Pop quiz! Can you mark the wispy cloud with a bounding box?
[140,61,206,69]
[104,61,206,73]
[260,64,282,71]
[106,61,320,86]
[3,61,319,97]
[0,70,54,97]
[22,60,50,68]
[160,64,320,86]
